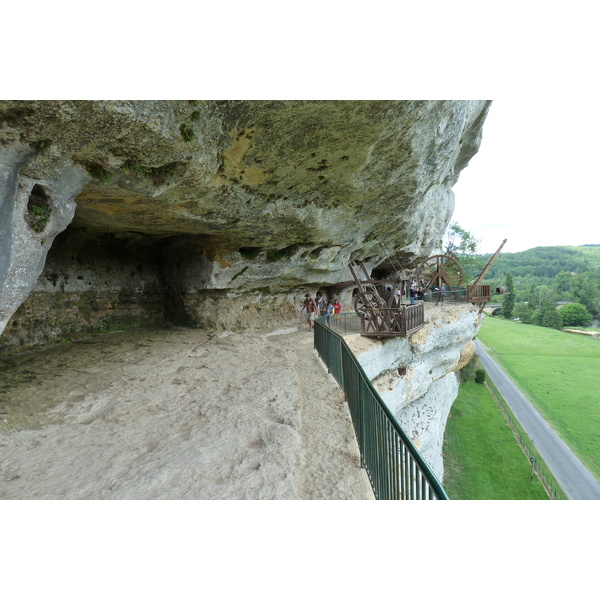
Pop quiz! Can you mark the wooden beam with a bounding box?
[473,239,507,285]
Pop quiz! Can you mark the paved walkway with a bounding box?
[475,340,600,500]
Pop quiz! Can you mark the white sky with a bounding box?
[452,99,600,254]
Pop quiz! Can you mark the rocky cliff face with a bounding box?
[0,100,490,349]
[346,304,483,480]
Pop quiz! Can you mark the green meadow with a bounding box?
[476,317,600,481]
[442,381,549,500]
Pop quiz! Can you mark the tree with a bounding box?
[533,306,563,329]
[514,301,534,323]
[442,222,484,282]
[475,369,486,384]
[543,308,563,329]
[444,222,480,255]
[554,270,573,293]
[558,303,593,327]
[570,272,600,315]
[502,272,515,319]
[530,285,555,309]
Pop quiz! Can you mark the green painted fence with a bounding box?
[314,314,448,500]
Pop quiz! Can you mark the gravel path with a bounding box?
[0,326,374,500]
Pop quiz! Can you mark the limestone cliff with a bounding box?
[346,304,483,480]
[0,100,490,349]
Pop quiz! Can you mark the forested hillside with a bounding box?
[476,245,600,321]
[481,245,600,283]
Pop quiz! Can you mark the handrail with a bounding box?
[314,314,449,500]
[422,288,469,304]
[422,286,491,304]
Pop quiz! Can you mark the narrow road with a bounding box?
[475,340,600,500]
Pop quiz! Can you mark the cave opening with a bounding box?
[26,184,52,233]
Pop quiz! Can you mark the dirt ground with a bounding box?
[0,325,374,500]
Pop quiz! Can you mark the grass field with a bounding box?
[477,316,600,480]
[442,381,549,500]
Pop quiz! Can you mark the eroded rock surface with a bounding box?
[346,304,483,480]
[0,100,490,347]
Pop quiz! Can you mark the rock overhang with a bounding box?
[0,100,491,342]
[2,100,489,245]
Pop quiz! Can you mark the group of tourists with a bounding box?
[301,291,342,331]
[404,282,451,303]
[407,283,449,303]
[408,284,426,304]
[301,282,450,332]
[386,282,426,304]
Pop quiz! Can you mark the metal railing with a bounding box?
[422,285,491,304]
[314,314,448,500]
[322,311,363,336]
[422,288,469,304]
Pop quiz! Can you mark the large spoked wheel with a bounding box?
[416,254,463,291]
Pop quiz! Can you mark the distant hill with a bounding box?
[565,245,600,270]
[478,245,600,283]
[468,245,600,316]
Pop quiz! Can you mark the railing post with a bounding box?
[359,376,365,470]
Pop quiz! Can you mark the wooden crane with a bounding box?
[468,239,508,305]
[472,239,507,286]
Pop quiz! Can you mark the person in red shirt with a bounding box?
[333,298,342,325]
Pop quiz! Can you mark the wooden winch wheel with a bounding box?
[416,253,464,290]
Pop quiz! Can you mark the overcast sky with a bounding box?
[452,99,600,255]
